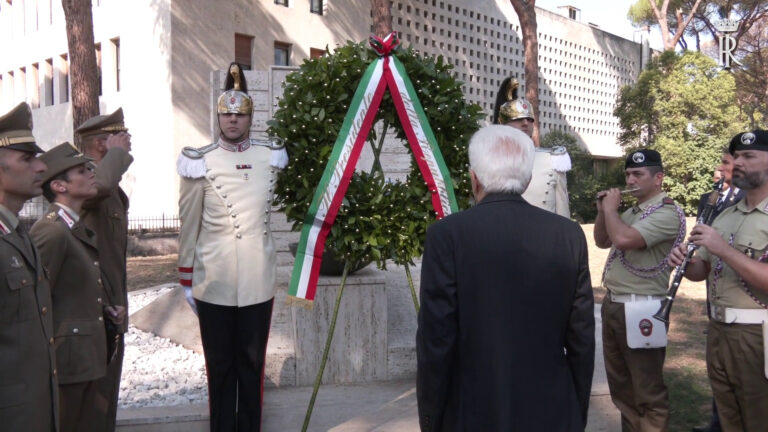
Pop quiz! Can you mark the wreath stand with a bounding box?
[268,34,483,431]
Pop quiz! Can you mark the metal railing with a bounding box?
[19,198,180,235]
[127,214,180,234]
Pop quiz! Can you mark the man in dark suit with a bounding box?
[0,102,58,431]
[692,149,743,432]
[416,125,595,431]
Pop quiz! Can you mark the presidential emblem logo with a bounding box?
[741,132,756,145]
[632,152,645,164]
[639,318,653,337]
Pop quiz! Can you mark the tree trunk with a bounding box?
[510,0,541,145]
[647,0,704,51]
[62,0,100,150]
[371,0,393,38]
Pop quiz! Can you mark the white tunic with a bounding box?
[177,142,278,306]
[522,147,571,218]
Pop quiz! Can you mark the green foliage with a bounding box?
[734,46,768,129]
[614,51,746,214]
[541,131,625,223]
[267,41,484,268]
[627,0,672,28]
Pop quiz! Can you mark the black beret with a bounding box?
[625,149,662,169]
[728,130,768,154]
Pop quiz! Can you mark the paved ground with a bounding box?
[118,305,619,431]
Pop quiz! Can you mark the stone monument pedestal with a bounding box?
[132,267,393,387]
[292,268,387,386]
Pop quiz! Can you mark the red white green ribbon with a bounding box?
[289,33,458,302]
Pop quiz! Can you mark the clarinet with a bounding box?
[653,178,725,324]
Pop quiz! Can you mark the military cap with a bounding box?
[217,62,253,115]
[39,142,94,183]
[0,102,44,153]
[75,108,128,138]
[625,149,662,169]
[495,78,534,124]
[728,130,768,154]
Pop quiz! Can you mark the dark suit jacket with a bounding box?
[31,204,109,385]
[416,193,595,432]
[0,209,58,431]
[82,147,132,333]
[696,186,743,221]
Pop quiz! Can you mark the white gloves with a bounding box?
[184,287,197,315]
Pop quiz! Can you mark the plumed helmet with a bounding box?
[217,62,253,115]
[493,78,534,124]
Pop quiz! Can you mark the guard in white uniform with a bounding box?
[493,77,571,218]
[176,62,288,432]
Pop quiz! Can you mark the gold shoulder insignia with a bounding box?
[46,212,57,220]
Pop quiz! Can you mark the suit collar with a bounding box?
[0,203,19,233]
[477,192,525,206]
[0,210,36,268]
[1,231,35,265]
[55,202,80,223]
[49,203,98,249]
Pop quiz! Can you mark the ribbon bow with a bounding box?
[369,32,400,57]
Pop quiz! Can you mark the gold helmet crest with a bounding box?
[497,79,534,124]
[217,63,253,115]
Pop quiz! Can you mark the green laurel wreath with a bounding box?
[267,41,484,267]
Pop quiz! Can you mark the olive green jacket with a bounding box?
[31,204,109,385]
[82,147,133,333]
[0,205,58,431]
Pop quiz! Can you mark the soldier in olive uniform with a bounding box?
[670,130,768,431]
[595,149,685,432]
[75,108,132,431]
[176,62,288,431]
[31,143,125,432]
[493,77,571,218]
[0,102,58,431]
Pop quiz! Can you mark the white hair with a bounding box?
[468,125,534,194]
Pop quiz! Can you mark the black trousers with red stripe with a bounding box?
[196,298,274,432]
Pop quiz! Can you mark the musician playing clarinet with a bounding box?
[669,130,768,431]
[691,148,743,432]
[595,149,685,432]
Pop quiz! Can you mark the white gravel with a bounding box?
[118,285,208,409]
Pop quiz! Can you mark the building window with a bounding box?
[274,42,290,66]
[44,58,53,106]
[274,0,288,6]
[95,43,102,95]
[17,67,27,105]
[59,54,69,103]
[310,48,325,59]
[7,71,15,103]
[310,0,322,15]
[30,63,40,108]
[235,33,254,70]
[111,37,120,92]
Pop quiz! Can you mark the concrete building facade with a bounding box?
[0,0,647,218]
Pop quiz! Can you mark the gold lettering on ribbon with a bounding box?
[399,88,450,211]
[317,89,376,217]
